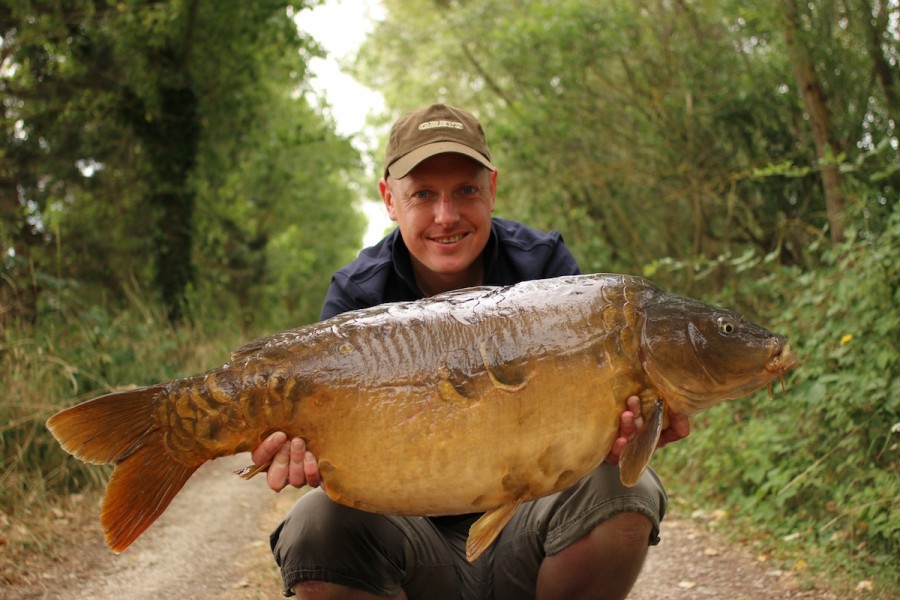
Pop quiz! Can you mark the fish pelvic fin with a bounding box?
[234,459,272,479]
[46,385,201,552]
[466,500,522,562]
[618,398,664,486]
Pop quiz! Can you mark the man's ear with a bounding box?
[379,178,399,222]
[489,169,498,212]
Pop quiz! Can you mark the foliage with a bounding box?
[353,0,899,588]
[1,0,365,328]
[354,0,898,282]
[0,0,365,557]
[653,202,899,588]
[0,288,245,539]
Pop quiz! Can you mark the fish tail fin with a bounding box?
[47,386,162,464]
[101,433,197,552]
[46,386,201,552]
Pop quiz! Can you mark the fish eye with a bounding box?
[717,317,735,335]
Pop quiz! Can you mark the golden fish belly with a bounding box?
[291,348,637,516]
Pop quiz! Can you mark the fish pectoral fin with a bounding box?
[618,398,664,487]
[466,500,522,562]
[234,460,271,480]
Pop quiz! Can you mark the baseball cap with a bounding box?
[384,103,496,179]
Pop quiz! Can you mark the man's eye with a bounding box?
[460,186,477,195]
[413,190,431,200]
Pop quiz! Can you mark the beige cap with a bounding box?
[384,103,496,179]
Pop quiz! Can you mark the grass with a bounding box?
[0,293,247,563]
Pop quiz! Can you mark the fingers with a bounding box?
[616,396,642,441]
[606,435,626,465]
[252,430,287,466]
[670,411,691,438]
[610,398,693,465]
[607,395,642,464]
[250,431,322,492]
[288,437,307,488]
[288,438,322,489]
[304,448,321,489]
[267,436,292,492]
[658,411,691,448]
[627,395,644,431]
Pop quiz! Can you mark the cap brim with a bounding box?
[387,142,495,179]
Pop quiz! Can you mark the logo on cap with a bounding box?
[418,120,465,131]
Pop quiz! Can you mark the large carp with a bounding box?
[47,274,795,561]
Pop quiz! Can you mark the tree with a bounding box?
[353,0,898,285]
[781,0,846,242]
[1,0,365,328]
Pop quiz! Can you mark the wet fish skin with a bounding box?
[46,273,796,560]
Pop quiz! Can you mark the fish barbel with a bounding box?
[46,274,796,561]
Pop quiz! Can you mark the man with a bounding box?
[252,103,690,599]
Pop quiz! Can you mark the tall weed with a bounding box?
[0,287,246,549]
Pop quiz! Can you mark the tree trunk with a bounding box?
[148,85,200,323]
[121,0,201,324]
[861,0,900,124]
[782,0,846,243]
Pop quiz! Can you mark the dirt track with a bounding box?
[2,454,844,599]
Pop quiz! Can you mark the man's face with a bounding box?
[380,153,497,292]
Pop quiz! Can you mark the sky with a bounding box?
[294,0,393,247]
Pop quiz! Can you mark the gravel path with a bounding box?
[630,513,838,599]
[66,454,285,600]
[2,457,844,600]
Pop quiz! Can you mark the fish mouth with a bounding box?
[766,341,797,374]
[681,339,797,411]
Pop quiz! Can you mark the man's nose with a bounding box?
[434,195,459,225]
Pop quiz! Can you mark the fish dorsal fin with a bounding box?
[466,500,522,562]
[618,398,664,486]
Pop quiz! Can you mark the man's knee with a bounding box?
[544,464,666,553]
[271,490,350,559]
[598,511,653,549]
[536,512,652,600]
[270,490,408,597]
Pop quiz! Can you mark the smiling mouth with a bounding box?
[433,233,466,244]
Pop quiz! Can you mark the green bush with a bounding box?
[654,205,899,586]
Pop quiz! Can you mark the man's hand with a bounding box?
[657,410,691,448]
[605,396,691,465]
[251,431,321,492]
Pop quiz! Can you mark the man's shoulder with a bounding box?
[489,218,580,281]
[492,217,567,249]
[331,232,397,293]
[338,239,393,279]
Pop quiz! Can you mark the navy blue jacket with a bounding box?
[320,218,581,320]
